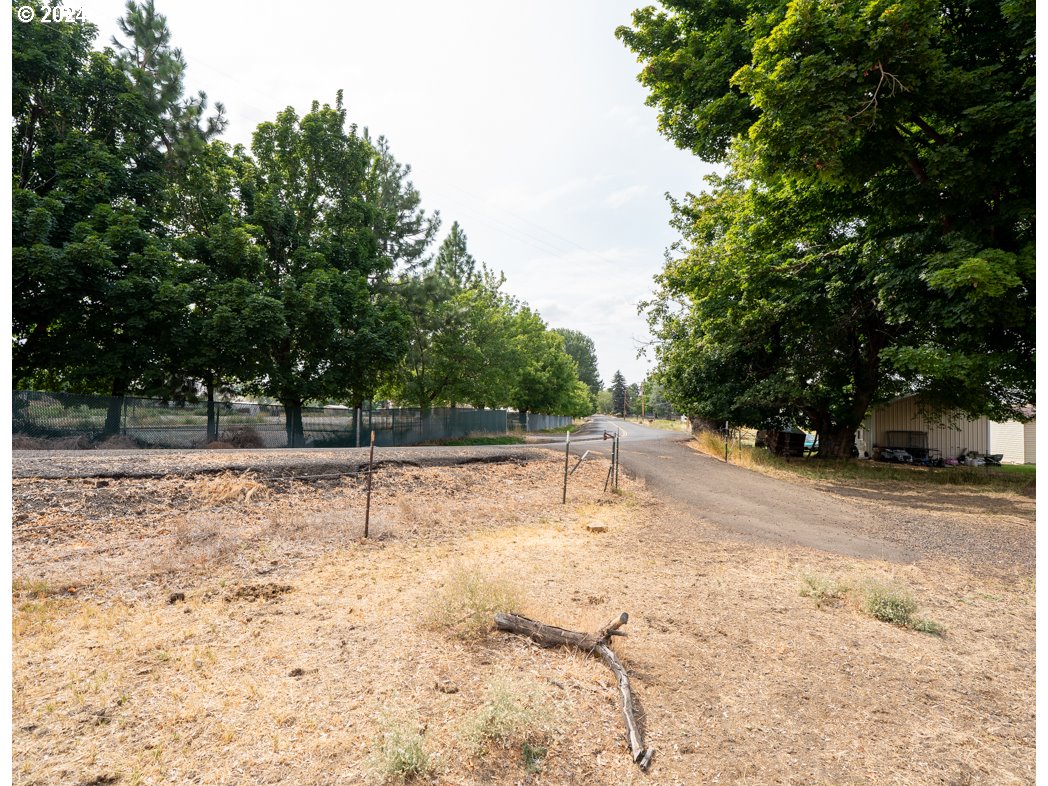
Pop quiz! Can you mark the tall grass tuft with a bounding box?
[370,718,431,783]
[460,674,555,766]
[428,569,522,640]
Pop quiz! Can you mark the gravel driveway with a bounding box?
[581,416,1034,575]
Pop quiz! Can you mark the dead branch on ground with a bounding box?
[495,611,655,770]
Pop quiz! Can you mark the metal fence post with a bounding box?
[364,430,375,538]
[562,429,570,504]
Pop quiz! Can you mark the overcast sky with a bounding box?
[74,0,719,386]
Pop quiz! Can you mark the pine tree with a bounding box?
[610,371,628,417]
[111,0,226,161]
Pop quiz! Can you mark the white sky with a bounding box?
[74,0,719,386]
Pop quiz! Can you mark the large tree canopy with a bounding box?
[620,0,1034,456]
[245,93,409,445]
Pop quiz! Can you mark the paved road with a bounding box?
[571,415,915,563]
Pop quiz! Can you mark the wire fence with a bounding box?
[12,390,573,449]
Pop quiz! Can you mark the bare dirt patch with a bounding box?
[12,453,1034,785]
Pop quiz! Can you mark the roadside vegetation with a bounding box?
[623,417,688,432]
[693,430,1035,492]
[800,572,943,635]
[621,0,1034,458]
[13,1,596,449]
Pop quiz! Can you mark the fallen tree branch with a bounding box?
[494,611,654,769]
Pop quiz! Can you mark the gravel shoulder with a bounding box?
[11,444,556,480]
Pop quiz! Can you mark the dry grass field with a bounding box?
[12,452,1034,785]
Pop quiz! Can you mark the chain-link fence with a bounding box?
[13,390,573,449]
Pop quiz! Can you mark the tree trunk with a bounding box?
[284,400,305,448]
[815,424,857,459]
[104,379,127,436]
[205,372,217,443]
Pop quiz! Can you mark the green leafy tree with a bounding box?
[245,93,408,446]
[363,131,440,272]
[164,140,286,439]
[643,379,676,420]
[620,0,1034,456]
[12,1,184,432]
[553,328,602,396]
[509,309,585,415]
[626,383,642,416]
[389,223,518,411]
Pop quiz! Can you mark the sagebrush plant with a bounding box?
[461,674,555,764]
[428,569,522,639]
[370,717,431,783]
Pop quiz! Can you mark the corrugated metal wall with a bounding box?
[989,420,1025,464]
[1023,420,1036,464]
[869,397,988,460]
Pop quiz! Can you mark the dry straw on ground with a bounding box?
[11,451,1035,785]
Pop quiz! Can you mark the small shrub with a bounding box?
[522,741,548,773]
[461,675,554,761]
[429,569,522,640]
[799,572,845,607]
[859,580,942,635]
[370,720,431,783]
[800,573,943,635]
[861,582,918,625]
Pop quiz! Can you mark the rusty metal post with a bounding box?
[364,430,375,538]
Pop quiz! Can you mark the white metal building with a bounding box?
[863,396,1035,464]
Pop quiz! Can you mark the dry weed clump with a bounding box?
[94,433,139,450]
[12,576,81,599]
[799,571,846,608]
[799,570,943,634]
[149,516,241,574]
[368,712,433,783]
[190,471,267,505]
[428,568,522,639]
[12,434,95,450]
[460,674,556,768]
[219,425,265,448]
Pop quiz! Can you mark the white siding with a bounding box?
[869,397,988,460]
[989,420,1025,464]
[1023,419,1036,464]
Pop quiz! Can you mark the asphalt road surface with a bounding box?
[572,415,915,563]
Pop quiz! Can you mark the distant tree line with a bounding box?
[12,0,598,445]
[597,370,679,420]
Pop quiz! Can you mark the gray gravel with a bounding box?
[11,444,558,480]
